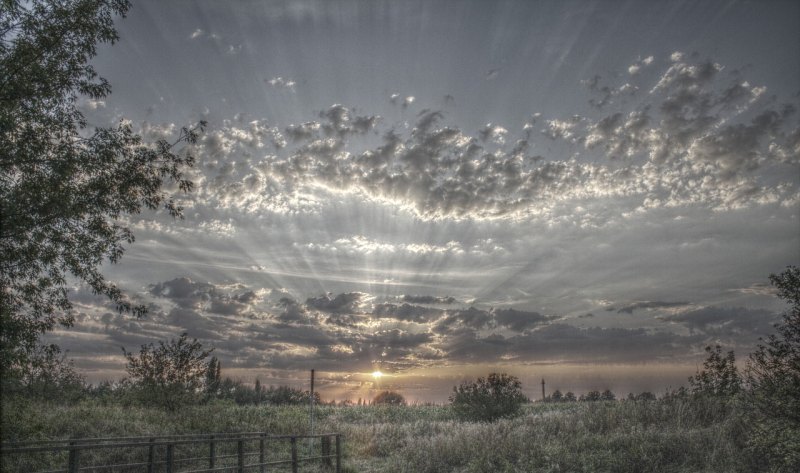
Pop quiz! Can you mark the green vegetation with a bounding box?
[0,397,760,472]
[373,391,407,406]
[450,372,527,422]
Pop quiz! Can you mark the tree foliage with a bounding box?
[0,0,204,378]
[449,372,527,422]
[688,345,741,397]
[122,333,212,411]
[0,343,85,402]
[745,266,800,470]
[373,390,406,406]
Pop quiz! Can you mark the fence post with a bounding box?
[290,436,298,473]
[147,437,155,473]
[166,443,174,473]
[209,435,216,469]
[322,435,332,467]
[238,438,245,473]
[335,434,341,473]
[259,434,266,473]
[67,441,79,473]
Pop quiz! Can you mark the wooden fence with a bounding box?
[0,432,341,473]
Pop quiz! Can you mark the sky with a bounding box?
[52,0,799,402]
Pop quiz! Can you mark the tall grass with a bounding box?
[1,397,756,472]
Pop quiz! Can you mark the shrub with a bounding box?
[122,333,212,411]
[689,345,741,398]
[745,266,800,471]
[449,373,527,422]
[373,391,406,405]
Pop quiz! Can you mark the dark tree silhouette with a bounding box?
[450,373,527,421]
[0,0,204,380]
[122,333,212,411]
[373,390,406,405]
[689,345,741,397]
[745,266,800,470]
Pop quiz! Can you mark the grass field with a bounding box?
[1,396,755,472]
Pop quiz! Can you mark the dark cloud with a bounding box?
[305,292,364,313]
[616,301,690,314]
[401,295,456,305]
[661,306,779,338]
[433,306,493,334]
[149,277,214,309]
[274,297,315,325]
[149,277,259,316]
[438,323,704,364]
[493,308,555,331]
[372,303,444,323]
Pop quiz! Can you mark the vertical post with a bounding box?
[322,435,332,467]
[541,378,546,401]
[335,434,341,473]
[147,437,155,473]
[166,443,174,473]
[67,441,79,473]
[290,436,298,473]
[259,434,266,473]
[209,435,216,469]
[237,438,245,473]
[309,369,315,454]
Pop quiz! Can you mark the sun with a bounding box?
[372,371,383,379]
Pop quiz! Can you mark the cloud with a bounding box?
[372,303,444,323]
[660,306,779,338]
[149,278,259,316]
[305,292,365,314]
[615,301,691,314]
[401,295,456,305]
[266,77,296,91]
[177,55,797,224]
[438,323,704,364]
[493,308,555,331]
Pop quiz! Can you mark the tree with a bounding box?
[449,373,527,422]
[0,0,204,379]
[0,343,85,402]
[122,333,213,411]
[263,385,319,405]
[564,391,577,402]
[549,389,563,402]
[204,356,221,396]
[600,389,616,401]
[582,390,601,402]
[688,345,741,397]
[745,266,800,470]
[373,390,406,405]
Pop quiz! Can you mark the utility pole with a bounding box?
[541,378,546,401]
[309,369,315,454]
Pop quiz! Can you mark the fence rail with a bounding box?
[1,432,341,473]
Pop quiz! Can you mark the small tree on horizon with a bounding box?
[373,390,406,405]
[450,373,527,422]
[688,345,741,398]
[122,333,212,411]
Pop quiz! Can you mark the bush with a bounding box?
[122,333,212,411]
[744,266,800,471]
[689,345,741,397]
[373,391,406,405]
[449,373,527,422]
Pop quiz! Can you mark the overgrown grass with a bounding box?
[1,397,759,472]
